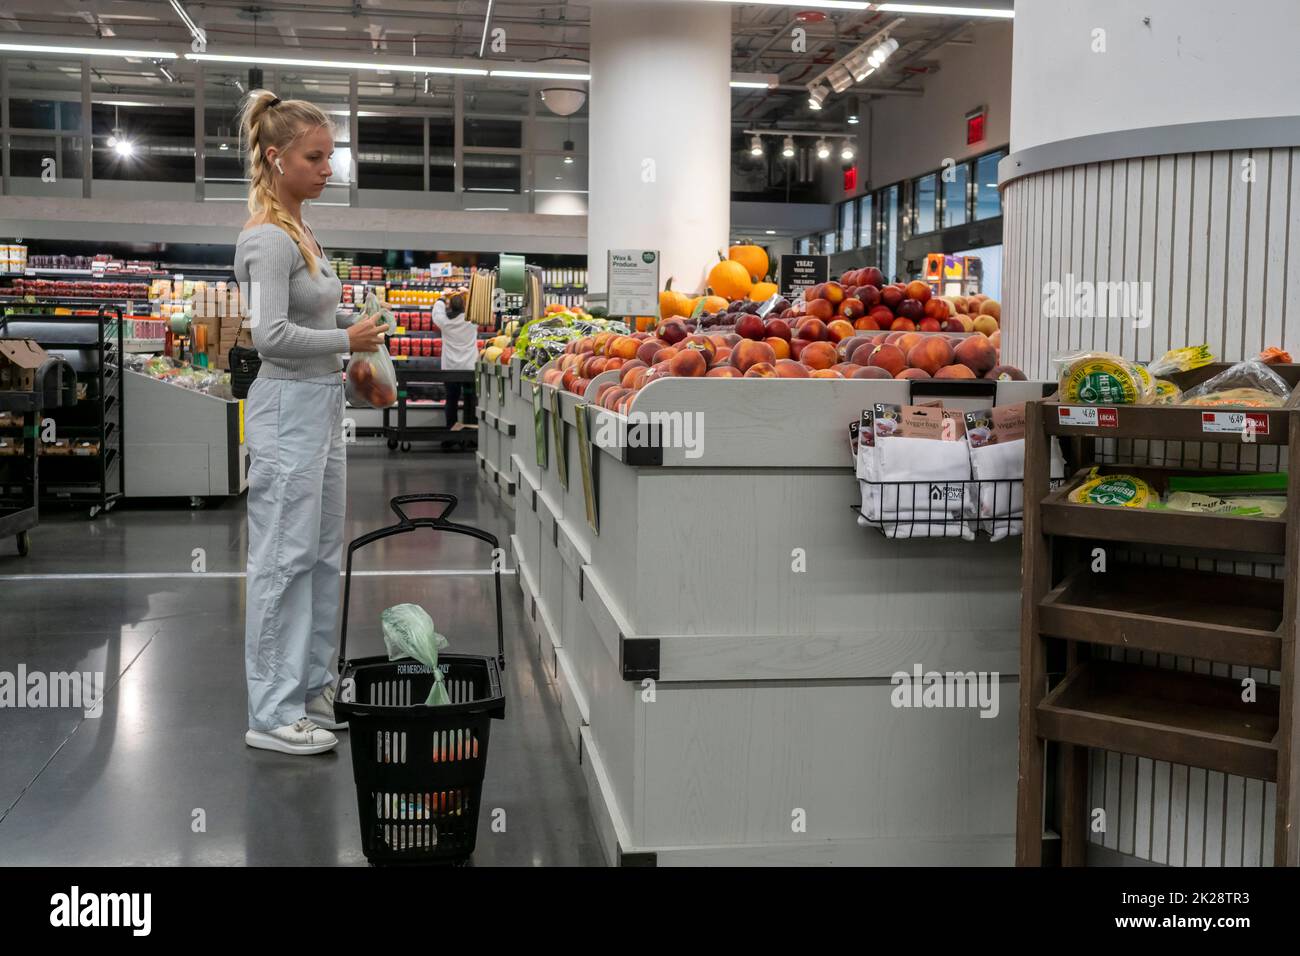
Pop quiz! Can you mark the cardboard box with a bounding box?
[0,339,49,393]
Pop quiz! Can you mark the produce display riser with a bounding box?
[520,376,1045,865]
[1017,365,1300,867]
[123,371,248,498]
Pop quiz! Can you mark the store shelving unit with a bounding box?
[377,357,478,452]
[0,358,78,555]
[1017,364,1300,867]
[0,307,125,518]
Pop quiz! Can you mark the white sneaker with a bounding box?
[307,684,347,731]
[245,718,338,755]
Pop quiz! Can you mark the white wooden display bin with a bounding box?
[473,361,516,506]
[537,374,1049,866]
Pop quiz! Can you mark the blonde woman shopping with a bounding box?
[234,90,387,755]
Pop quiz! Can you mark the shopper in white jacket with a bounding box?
[431,292,478,449]
[235,90,387,756]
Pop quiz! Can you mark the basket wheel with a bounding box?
[16,531,30,557]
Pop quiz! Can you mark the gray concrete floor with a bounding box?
[0,442,604,866]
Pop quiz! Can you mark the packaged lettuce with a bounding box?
[1068,467,1157,508]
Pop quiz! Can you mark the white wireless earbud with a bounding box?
[274,158,285,175]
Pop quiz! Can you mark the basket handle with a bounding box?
[335,493,506,687]
[389,493,457,525]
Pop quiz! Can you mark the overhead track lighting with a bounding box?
[816,139,830,160]
[168,0,207,49]
[807,84,828,111]
[782,136,796,159]
[841,141,855,162]
[749,135,764,157]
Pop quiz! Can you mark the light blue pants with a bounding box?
[244,375,346,732]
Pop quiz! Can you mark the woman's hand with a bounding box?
[347,314,389,353]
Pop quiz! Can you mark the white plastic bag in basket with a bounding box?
[381,603,451,705]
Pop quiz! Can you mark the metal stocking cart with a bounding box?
[334,493,506,865]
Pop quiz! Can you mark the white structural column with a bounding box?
[1001,0,1300,378]
[587,0,732,301]
[1001,0,1300,869]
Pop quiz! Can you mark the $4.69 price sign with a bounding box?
[1057,405,1118,428]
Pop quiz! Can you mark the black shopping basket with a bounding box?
[334,493,506,865]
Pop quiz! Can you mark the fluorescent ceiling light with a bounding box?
[731,72,778,90]
[490,69,590,80]
[464,187,515,192]
[765,230,776,235]
[533,188,587,194]
[702,0,869,9]
[703,0,1013,14]
[186,52,488,76]
[466,207,509,212]
[0,42,178,59]
[730,81,771,89]
[876,3,1013,17]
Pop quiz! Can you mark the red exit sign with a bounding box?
[966,108,986,146]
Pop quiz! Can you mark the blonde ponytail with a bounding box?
[238,89,332,274]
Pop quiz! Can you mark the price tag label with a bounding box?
[1056,405,1118,428]
[1201,411,1269,435]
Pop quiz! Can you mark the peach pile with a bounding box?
[785,267,1002,343]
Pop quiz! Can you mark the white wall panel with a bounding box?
[1004,147,1300,380]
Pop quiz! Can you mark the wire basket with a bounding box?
[854,478,1029,540]
[334,494,506,866]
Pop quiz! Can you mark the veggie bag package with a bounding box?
[857,403,975,540]
[962,402,1067,541]
[381,603,452,705]
[345,292,399,408]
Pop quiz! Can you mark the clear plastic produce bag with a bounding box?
[345,292,398,408]
[381,603,452,706]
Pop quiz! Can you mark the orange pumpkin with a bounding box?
[728,244,770,282]
[691,294,729,315]
[708,255,753,300]
[658,278,692,320]
[749,281,779,302]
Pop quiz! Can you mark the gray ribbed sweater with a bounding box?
[234,223,351,380]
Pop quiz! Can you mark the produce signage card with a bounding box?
[779,255,829,301]
[550,387,568,490]
[859,408,875,447]
[606,249,660,317]
[533,383,547,469]
[963,402,1027,449]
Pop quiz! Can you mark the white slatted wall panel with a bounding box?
[1004,148,1300,377]
[1004,148,1300,866]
